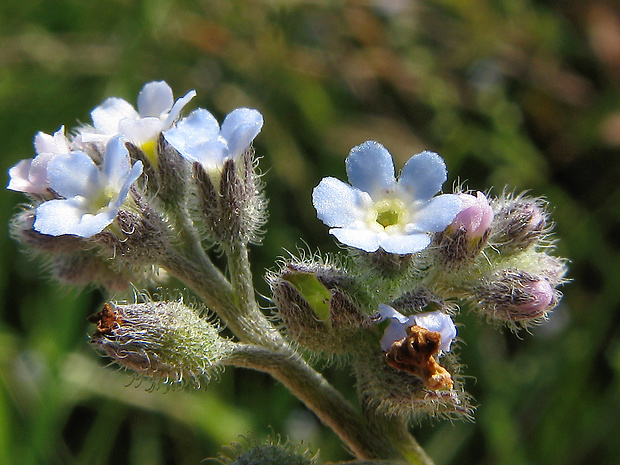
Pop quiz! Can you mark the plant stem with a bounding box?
[228,344,404,461]
[223,241,284,348]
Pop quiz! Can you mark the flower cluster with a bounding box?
[8,81,265,288]
[7,80,568,461]
[8,81,264,242]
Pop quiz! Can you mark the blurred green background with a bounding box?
[1,1,620,464]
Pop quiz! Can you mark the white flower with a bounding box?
[80,81,196,162]
[163,107,264,172]
[377,304,456,353]
[33,136,143,238]
[312,141,462,254]
[7,126,72,195]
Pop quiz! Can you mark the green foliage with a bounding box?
[2,1,620,465]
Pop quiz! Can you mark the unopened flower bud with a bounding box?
[269,265,370,357]
[492,194,549,254]
[435,191,493,266]
[89,301,234,387]
[474,269,561,325]
[218,435,317,465]
[452,192,494,239]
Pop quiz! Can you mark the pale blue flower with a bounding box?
[33,136,143,238]
[7,126,72,195]
[163,107,264,172]
[80,81,196,161]
[377,304,456,353]
[312,141,462,254]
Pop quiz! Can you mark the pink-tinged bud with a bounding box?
[434,191,493,267]
[451,192,494,239]
[519,279,555,313]
[474,269,561,326]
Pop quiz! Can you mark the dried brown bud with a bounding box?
[385,325,453,391]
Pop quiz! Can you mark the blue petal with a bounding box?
[114,160,143,209]
[91,97,138,134]
[221,108,263,140]
[345,141,396,197]
[101,136,131,189]
[377,304,409,324]
[410,194,462,233]
[312,177,367,228]
[137,81,174,117]
[330,228,380,252]
[399,151,447,201]
[34,199,115,237]
[47,151,100,198]
[379,232,431,255]
[190,141,228,169]
[165,89,197,127]
[164,109,220,156]
[412,311,457,352]
[380,320,408,352]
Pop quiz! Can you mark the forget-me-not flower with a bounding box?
[163,107,264,172]
[7,126,72,196]
[33,136,143,238]
[377,304,456,353]
[312,141,462,255]
[80,81,196,164]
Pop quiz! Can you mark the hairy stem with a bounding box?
[228,344,403,461]
[224,241,284,348]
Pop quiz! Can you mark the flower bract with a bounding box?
[33,136,143,238]
[312,141,462,254]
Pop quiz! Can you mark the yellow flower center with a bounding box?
[372,198,407,231]
[140,139,158,168]
[88,186,117,213]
